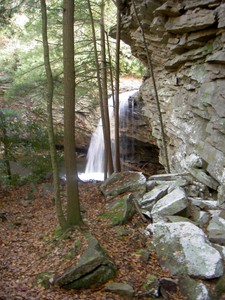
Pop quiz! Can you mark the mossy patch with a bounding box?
[35,271,54,288]
[100,194,135,226]
[62,241,82,260]
[216,275,225,298]
[143,274,159,296]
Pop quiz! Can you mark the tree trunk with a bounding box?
[2,126,12,181]
[63,0,82,226]
[100,0,114,176]
[114,0,122,172]
[40,0,67,229]
[87,0,111,179]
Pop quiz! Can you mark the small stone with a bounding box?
[104,282,134,298]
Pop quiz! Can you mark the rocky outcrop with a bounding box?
[100,171,225,298]
[115,0,225,195]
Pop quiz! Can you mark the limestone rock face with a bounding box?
[118,0,225,190]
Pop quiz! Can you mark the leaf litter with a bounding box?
[0,181,183,300]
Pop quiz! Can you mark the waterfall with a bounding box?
[79,90,138,181]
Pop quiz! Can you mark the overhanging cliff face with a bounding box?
[119,0,225,186]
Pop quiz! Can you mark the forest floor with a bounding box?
[0,180,184,300]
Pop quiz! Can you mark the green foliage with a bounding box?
[0,106,63,186]
[0,108,23,184]
[62,241,82,260]
[0,0,144,188]
[0,0,143,117]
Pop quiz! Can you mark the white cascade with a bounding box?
[79,90,137,181]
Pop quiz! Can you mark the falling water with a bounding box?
[79,90,138,181]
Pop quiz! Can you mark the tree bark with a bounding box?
[87,0,113,179]
[40,0,67,229]
[63,0,82,226]
[114,0,122,172]
[100,0,114,176]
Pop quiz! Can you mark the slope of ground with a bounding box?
[0,181,183,300]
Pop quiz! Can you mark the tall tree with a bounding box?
[114,0,122,172]
[63,0,82,226]
[100,0,114,176]
[40,0,67,229]
[87,0,114,179]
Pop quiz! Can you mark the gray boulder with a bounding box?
[179,276,211,300]
[101,193,136,226]
[189,198,218,210]
[218,184,225,208]
[147,222,224,279]
[100,171,146,199]
[207,216,225,245]
[139,184,169,210]
[53,235,116,289]
[151,187,187,216]
[191,210,211,227]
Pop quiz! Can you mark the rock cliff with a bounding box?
[117,0,225,195]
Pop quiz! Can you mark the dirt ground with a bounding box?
[0,181,183,300]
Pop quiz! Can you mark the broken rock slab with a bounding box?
[207,216,225,245]
[187,167,219,190]
[139,184,169,210]
[53,235,116,289]
[151,187,187,217]
[188,197,218,210]
[218,184,225,208]
[147,222,224,279]
[100,171,146,199]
